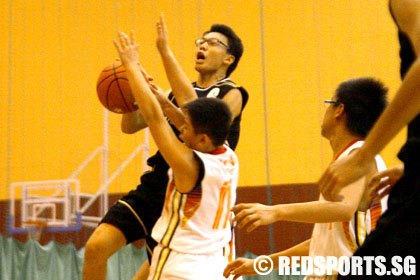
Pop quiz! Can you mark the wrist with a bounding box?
[273,204,284,222]
[159,48,173,58]
[125,61,140,71]
[354,146,373,164]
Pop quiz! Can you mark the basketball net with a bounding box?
[23,220,48,242]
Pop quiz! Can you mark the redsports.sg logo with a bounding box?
[253,255,416,276]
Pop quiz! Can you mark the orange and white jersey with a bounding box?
[306,140,387,278]
[151,144,239,254]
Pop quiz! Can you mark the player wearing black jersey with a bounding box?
[82,17,248,280]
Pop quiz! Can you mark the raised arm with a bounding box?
[319,0,420,200]
[121,110,147,134]
[148,82,186,130]
[114,31,199,193]
[156,13,197,107]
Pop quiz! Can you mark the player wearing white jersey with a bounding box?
[224,77,388,280]
[306,140,386,278]
[149,145,238,279]
[112,16,241,278]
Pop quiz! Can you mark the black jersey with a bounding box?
[388,2,420,204]
[140,78,248,197]
[103,78,248,244]
[390,5,420,161]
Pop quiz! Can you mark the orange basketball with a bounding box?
[96,60,138,114]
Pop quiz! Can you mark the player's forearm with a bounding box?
[269,239,311,269]
[121,110,147,134]
[357,59,420,161]
[158,98,186,130]
[275,200,355,223]
[124,62,165,124]
[158,50,198,106]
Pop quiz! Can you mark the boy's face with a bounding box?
[179,111,198,149]
[194,32,231,74]
[321,96,339,138]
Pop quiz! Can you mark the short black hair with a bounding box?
[204,24,243,77]
[335,77,388,137]
[183,98,232,147]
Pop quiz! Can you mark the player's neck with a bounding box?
[196,71,227,88]
[329,129,363,160]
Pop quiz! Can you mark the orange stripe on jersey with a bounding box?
[181,186,202,227]
[342,221,357,252]
[213,181,231,229]
[369,196,382,231]
[223,189,232,229]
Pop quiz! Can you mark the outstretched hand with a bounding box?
[318,150,375,201]
[223,258,256,280]
[232,203,278,232]
[156,13,170,54]
[113,30,140,67]
[367,164,404,201]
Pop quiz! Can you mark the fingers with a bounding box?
[231,203,252,215]
[113,39,122,52]
[246,221,260,232]
[160,13,168,32]
[130,30,137,45]
[119,31,130,48]
[224,259,250,279]
[376,186,392,201]
[223,260,242,278]
[372,177,391,194]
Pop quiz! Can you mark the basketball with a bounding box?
[96,60,138,114]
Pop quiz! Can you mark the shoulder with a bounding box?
[218,79,249,109]
[193,145,238,165]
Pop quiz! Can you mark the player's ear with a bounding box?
[334,103,345,118]
[198,133,212,147]
[224,54,235,66]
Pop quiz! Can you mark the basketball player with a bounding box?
[224,77,388,280]
[318,0,420,278]
[82,17,248,280]
[114,30,239,279]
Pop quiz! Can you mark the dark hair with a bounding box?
[335,77,388,137]
[204,24,243,77]
[183,98,232,146]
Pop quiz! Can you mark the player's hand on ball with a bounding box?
[114,30,140,67]
[156,13,170,54]
[232,203,277,232]
[223,258,256,280]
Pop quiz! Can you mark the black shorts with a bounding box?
[100,152,169,257]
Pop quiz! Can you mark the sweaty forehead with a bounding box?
[204,32,228,44]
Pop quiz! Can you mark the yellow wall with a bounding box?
[1,0,406,200]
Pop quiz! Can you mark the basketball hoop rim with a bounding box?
[23,220,48,231]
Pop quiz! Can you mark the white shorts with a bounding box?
[148,244,228,280]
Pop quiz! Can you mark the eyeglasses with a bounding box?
[324,100,341,108]
[195,38,229,49]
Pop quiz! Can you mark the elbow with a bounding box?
[121,123,139,134]
[121,127,136,134]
